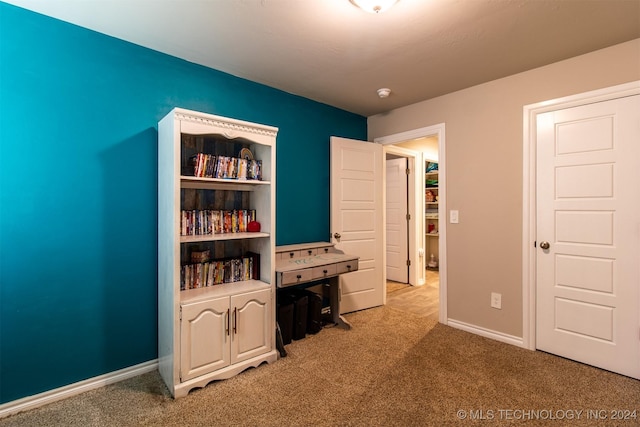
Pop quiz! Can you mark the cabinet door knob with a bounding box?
[225,309,230,336]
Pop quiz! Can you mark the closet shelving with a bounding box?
[425,161,439,269]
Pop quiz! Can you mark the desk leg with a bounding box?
[328,276,352,330]
[275,322,287,357]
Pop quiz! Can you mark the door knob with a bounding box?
[333,232,341,240]
[540,241,550,250]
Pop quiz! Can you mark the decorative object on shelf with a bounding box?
[247,221,261,232]
[428,253,438,269]
[425,190,435,202]
[239,147,254,161]
[190,249,210,264]
[426,162,438,173]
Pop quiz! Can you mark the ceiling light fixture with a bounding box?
[349,0,399,14]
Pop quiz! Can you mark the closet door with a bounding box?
[536,95,640,379]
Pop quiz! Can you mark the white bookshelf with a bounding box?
[158,108,278,398]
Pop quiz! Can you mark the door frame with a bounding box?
[375,123,447,324]
[522,80,640,350]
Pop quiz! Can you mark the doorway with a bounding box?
[376,123,447,324]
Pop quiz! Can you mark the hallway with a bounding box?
[386,270,439,321]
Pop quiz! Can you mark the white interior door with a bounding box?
[331,136,384,313]
[386,158,408,283]
[536,94,640,379]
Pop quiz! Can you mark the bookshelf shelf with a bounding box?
[158,108,278,398]
[180,176,270,191]
[180,232,270,243]
[180,279,271,305]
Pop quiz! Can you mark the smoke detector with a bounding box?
[377,88,391,98]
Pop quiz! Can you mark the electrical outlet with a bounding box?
[491,292,502,309]
[450,210,459,224]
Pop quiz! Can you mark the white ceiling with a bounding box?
[5,0,640,116]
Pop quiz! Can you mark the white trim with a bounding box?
[0,359,158,419]
[447,319,526,348]
[374,124,442,145]
[522,80,640,351]
[374,123,447,324]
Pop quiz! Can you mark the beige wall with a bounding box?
[368,39,640,338]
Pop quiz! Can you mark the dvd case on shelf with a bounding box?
[187,152,263,181]
[180,252,260,290]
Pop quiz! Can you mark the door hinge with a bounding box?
[406,259,411,266]
[406,213,411,221]
[179,306,182,321]
[406,168,411,175]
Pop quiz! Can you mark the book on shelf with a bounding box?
[180,252,260,290]
[188,152,263,181]
[190,153,217,178]
[248,159,262,180]
[180,209,257,236]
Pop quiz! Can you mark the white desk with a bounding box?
[274,242,359,355]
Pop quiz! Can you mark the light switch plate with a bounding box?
[450,210,459,224]
[491,292,502,309]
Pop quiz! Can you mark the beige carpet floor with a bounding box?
[2,305,639,426]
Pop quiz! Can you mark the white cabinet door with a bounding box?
[231,289,272,364]
[180,297,230,382]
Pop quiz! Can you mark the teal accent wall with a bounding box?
[0,3,366,403]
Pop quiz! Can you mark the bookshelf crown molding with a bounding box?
[174,110,278,139]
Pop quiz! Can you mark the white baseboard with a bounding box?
[447,318,526,348]
[0,359,158,419]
